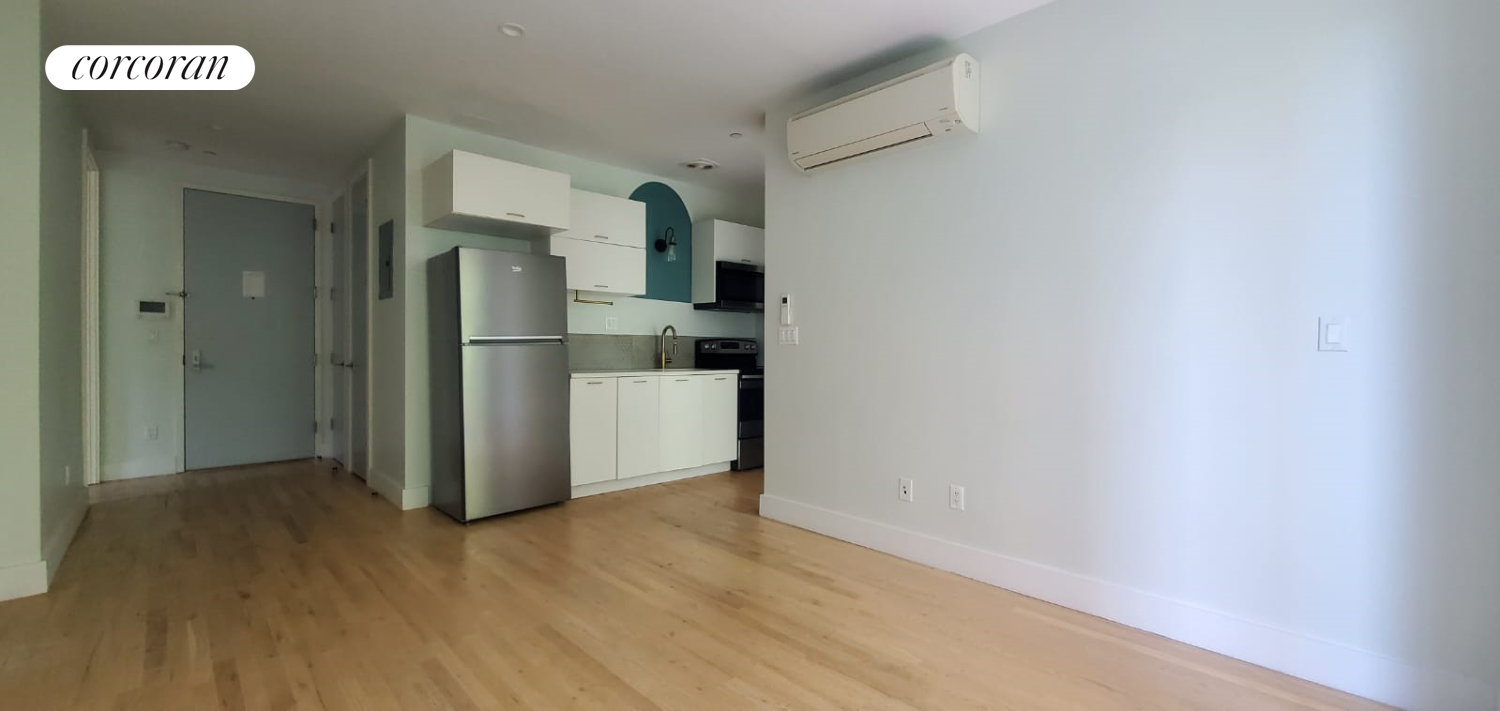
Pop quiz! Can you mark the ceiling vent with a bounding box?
[681,159,719,172]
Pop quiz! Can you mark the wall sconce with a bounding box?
[654,226,677,262]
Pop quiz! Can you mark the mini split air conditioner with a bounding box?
[787,54,980,172]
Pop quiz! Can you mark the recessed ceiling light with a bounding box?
[165,139,191,151]
[499,22,526,38]
[202,150,218,156]
[681,159,719,172]
[729,132,744,140]
[209,123,225,131]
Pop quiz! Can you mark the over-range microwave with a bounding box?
[695,261,763,313]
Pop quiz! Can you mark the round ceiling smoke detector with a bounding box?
[681,159,719,172]
[165,139,191,151]
[499,22,526,38]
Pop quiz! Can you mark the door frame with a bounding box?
[343,162,373,479]
[81,130,101,485]
[174,186,323,473]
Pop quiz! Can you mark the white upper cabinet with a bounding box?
[423,150,571,238]
[546,236,646,296]
[692,220,765,304]
[697,220,764,267]
[557,190,646,249]
[701,374,739,465]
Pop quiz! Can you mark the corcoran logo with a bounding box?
[45,45,254,90]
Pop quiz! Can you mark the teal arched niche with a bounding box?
[629,182,692,302]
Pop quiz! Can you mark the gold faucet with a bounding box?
[659,325,678,369]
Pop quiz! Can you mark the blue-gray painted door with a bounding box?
[183,189,316,470]
[328,193,347,466]
[348,176,370,479]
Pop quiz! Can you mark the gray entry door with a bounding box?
[328,194,348,466]
[183,189,316,470]
[348,176,370,479]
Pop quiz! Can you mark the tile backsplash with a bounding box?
[568,333,709,372]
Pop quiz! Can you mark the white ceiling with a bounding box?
[47,0,1054,193]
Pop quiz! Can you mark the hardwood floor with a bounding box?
[0,460,1389,710]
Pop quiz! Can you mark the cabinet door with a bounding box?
[713,221,765,267]
[547,237,646,296]
[658,375,704,472]
[616,376,661,478]
[701,374,739,465]
[448,151,571,230]
[569,378,617,486]
[560,190,646,249]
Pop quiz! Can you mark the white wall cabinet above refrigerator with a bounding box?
[556,189,646,249]
[423,150,571,238]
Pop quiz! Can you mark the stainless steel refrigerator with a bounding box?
[427,247,571,522]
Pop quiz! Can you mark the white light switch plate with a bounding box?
[604,316,619,332]
[1319,316,1350,352]
[778,326,799,345]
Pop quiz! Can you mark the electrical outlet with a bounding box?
[899,477,914,503]
[64,465,72,485]
[604,316,620,332]
[949,485,965,511]
[146,424,159,440]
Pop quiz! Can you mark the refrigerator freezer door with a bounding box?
[460,342,571,518]
[457,249,568,341]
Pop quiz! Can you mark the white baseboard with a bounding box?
[0,560,47,602]
[571,462,732,499]
[368,468,429,511]
[102,455,178,481]
[400,485,430,510]
[42,500,88,584]
[759,495,1497,711]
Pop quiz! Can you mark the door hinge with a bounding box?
[313,352,319,366]
[330,417,337,431]
[313,420,319,434]
[312,217,318,232]
[312,286,320,300]
[328,287,337,302]
[330,222,337,234]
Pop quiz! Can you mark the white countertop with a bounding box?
[571,369,740,379]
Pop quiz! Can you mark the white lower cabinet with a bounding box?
[569,378,617,486]
[570,372,739,490]
[702,374,739,465]
[658,375,704,472]
[616,376,660,478]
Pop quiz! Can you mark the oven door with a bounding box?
[738,375,763,438]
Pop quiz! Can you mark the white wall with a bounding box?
[363,122,407,501]
[97,152,329,481]
[762,1,1500,709]
[388,115,763,501]
[0,0,46,598]
[38,53,88,582]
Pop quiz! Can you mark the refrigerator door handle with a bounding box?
[465,336,566,346]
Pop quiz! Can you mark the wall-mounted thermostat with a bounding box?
[780,294,793,326]
[137,300,171,321]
